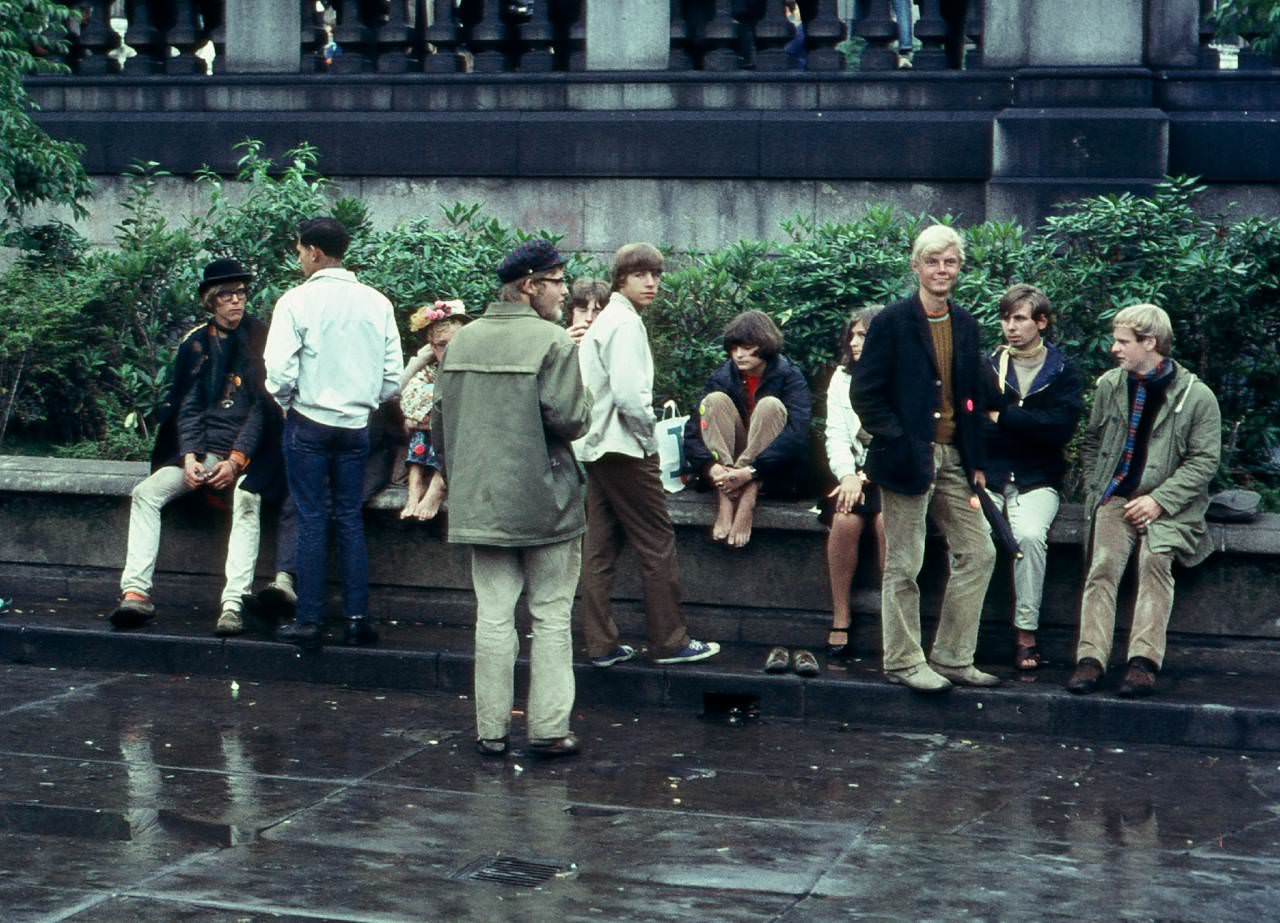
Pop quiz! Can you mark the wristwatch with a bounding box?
[746,466,758,479]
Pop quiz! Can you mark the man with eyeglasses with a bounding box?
[111,258,276,637]
[431,240,591,758]
[852,224,998,692]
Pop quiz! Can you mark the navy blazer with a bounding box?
[683,353,812,497]
[851,293,987,496]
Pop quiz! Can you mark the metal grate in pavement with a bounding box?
[451,854,576,888]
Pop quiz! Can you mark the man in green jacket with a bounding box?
[1067,304,1221,697]
[431,240,591,757]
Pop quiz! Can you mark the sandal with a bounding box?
[1014,643,1042,672]
[826,628,852,659]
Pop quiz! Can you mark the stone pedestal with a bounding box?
[984,0,1144,67]
[585,0,669,70]
[224,0,302,73]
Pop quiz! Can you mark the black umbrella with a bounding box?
[975,488,1022,560]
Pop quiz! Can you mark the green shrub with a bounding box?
[0,147,1275,505]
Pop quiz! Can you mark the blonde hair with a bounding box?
[1113,303,1173,356]
[200,281,246,312]
[910,224,965,267]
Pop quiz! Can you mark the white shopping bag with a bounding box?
[654,400,690,493]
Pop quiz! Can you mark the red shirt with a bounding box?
[743,374,763,416]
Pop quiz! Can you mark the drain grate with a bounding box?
[452,854,576,888]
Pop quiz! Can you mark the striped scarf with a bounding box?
[1102,359,1172,503]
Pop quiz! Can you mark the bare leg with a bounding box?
[417,471,446,521]
[709,463,734,541]
[401,465,426,519]
[827,511,865,643]
[727,480,761,548]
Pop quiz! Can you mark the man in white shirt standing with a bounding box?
[576,242,719,668]
[264,218,403,649]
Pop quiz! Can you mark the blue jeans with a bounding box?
[854,0,913,51]
[284,410,371,625]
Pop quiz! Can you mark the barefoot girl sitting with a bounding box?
[400,300,469,521]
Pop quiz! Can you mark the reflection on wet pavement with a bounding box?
[1,663,1279,921]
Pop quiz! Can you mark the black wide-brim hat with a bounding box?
[199,257,254,294]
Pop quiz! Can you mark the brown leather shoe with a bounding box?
[528,734,580,758]
[1117,657,1158,698]
[1066,658,1105,694]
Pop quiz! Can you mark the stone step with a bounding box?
[3,597,1279,753]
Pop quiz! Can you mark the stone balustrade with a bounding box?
[42,1,1241,77]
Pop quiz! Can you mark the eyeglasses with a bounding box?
[215,288,249,304]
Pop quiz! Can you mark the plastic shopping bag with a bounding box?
[654,400,689,493]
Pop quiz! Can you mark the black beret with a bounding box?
[497,239,565,284]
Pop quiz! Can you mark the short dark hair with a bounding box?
[722,310,783,360]
[611,242,664,292]
[999,283,1053,333]
[297,217,350,259]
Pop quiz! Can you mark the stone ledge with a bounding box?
[3,455,1274,556]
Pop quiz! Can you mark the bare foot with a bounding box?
[416,477,446,521]
[712,491,735,542]
[399,503,416,520]
[726,482,760,548]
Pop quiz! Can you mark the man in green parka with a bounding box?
[431,240,591,757]
[1067,304,1221,698]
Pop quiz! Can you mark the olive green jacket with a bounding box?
[431,301,591,547]
[1081,362,1221,566]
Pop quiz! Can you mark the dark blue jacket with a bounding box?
[983,342,1084,493]
[851,293,987,496]
[682,354,812,497]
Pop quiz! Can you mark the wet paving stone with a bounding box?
[5,663,1280,921]
[0,663,121,714]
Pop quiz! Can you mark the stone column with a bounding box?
[224,0,302,72]
[585,0,669,70]
[1146,0,1199,68]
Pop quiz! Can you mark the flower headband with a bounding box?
[409,299,468,333]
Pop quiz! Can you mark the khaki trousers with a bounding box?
[581,453,690,659]
[471,538,581,741]
[989,484,1060,632]
[119,456,262,612]
[880,444,996,672]
[1076,499,1175,668]
[698,391,787,469]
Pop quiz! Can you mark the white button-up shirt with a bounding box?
[264,267,404,429]
[574,291,658,462]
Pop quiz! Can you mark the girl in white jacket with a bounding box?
[822,307,887,657]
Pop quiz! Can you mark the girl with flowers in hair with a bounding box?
[399,300,470,520]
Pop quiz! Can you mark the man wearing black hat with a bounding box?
[431,239,591,758]
[111,258,274,636]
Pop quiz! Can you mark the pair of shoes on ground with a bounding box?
[1066,656,1157,697]
[884,661,1001,692]
[475,734,579,759]
[590,639,721,668]
[275,617,379,650]
[764,647,820,677]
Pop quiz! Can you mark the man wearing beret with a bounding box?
[111,258,276,637]
[265,218,404,650]
[432,240,591,758]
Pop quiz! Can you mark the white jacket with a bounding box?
[825,367,867,481]
[574,291,658,462]
[265,268,404,429]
